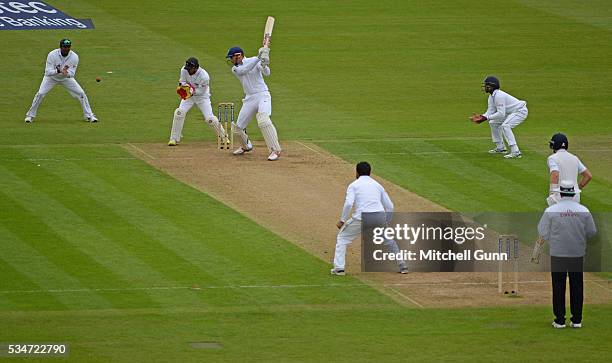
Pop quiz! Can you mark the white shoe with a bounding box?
[233,146,253,155]
[168,139,177,146]
[552,321,566,329]
[504,152,522,159]
[330,268,345,276]
[488,148,507,154]
[89,116,98,123]
[399,266,409,274]
[570,322,582,328]
[267,151,281,161]
[24,116,33,123]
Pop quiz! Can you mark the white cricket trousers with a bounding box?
[333,218,405,270]
[26,76,95,119]
[489,106,528,149]
[235,91,272,129]
[170,96,214,142]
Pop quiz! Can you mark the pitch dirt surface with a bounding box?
[126,141,611,308]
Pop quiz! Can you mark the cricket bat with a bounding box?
[263,16,275,48]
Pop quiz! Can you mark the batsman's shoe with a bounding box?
[504,152,522,159]
[399,267,409,274]
[570,322,582,328]
[168,139,178,146]
[267,151,281,161]
[233,146,253,155]
[330,268,345,276]
[552,321,566,329]
[488,148,508,154]
[89,116,98,123]
[24,116,33,123]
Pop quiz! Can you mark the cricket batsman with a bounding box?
[226,46,281,161]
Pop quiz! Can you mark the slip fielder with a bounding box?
[25,39,97,123]
[470,76,528,159]
[168,57,229,146]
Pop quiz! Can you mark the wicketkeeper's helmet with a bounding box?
[185,57,199,70]
[549,133,569,151]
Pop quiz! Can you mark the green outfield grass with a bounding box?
[0,0,610,361]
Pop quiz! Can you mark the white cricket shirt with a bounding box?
[232,57,270,96]
[44,49,79,81]
[547,149,587,192]
[484,89,527,121]
[179,67,210,98]
[340,176,394,222]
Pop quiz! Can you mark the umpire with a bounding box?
[537,181,596,329]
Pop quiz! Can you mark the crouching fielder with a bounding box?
[331,162,408,276]
[168,57,228,146]
[25,38,97,123]
[226,46,281,161]
[470,76,528,159]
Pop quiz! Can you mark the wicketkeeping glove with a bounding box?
[470,114,487,124]
[176,84,195,100]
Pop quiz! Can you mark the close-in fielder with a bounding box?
[226,46,281,161]
[25,39,97,123]
[168,57,229,146]
[331,162,408,275]
[546,133,592,205]
[470,76,528,159]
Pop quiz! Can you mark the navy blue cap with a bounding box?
[60,38,72,47]
[226,46,244,59]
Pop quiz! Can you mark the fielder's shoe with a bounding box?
[504,152,522,159]
[488,148,508,154]
[399,267,409,274]
[330,268,345,276]
[233,146,253,155]
[89,116,98,123]
[570,321,582,328]
[24,116,33,123]
[168,139,178,146]
[267,150,281,161]
[552,321,566,329]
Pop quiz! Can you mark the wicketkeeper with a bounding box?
[168,57,229,146]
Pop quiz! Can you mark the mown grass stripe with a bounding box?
[0,225,113,310]
[0,167,161,310]
[0,257,67,311]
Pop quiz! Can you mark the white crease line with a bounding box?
[592,280,611,292]
[386,286,425,308]
[295,141,325,156]
[344,150,612,156]
[125,143,156,160]
[384,279,610,287]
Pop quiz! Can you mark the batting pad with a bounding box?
[206,115,227,139]
[257,113,281,152]
[233,122,250,148]
[170,108,186,142]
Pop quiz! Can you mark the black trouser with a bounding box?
[551,256,584,324]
